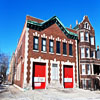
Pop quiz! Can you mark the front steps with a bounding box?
[47,80,63,89]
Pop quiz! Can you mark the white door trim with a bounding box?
[30,56,49,89]
[61,60,75,88]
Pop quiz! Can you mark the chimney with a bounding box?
[97,45,99,51]
[70,24,72,29]
[76,20,78,25]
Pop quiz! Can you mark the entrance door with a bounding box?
[52,64,58,81]
[33,63,46,89]
[64,65,73,88]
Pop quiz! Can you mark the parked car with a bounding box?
[0,75,3,84]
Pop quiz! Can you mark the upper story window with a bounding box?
[82,64,85,75]
[87,64,91,75]
[63,43,67,55]
[80,32,84,42]
[81,48,85,58]
[86,48,89,58]
[69,44,73,56]
[33,36,39,50]
[56,41,60,54]
[49,40,54,53]
[90,51,95,58]
[41,38,46,52]
[84,22,90,30]
[85,32,89,42]
[90,36,94,45]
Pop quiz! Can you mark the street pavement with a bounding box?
[0,85,100,100]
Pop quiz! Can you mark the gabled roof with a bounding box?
[66,28,77,34]
[73,16,93,30]
[73,24,79,30]
[27,16,78,40]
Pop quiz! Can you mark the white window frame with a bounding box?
[41,38,47,52]
[90,36,94,45]
[82,64,85,75]
[80,32,84,42]
[81,48,85,58]
[93,51,95,58]
[85,32,89,42]
[91,51,95,58]
[86,48,90,58]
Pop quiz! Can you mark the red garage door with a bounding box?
[33,63,46,89]
[64,65,73,88]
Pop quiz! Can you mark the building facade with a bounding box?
[8,53,15,84]
[74,16,100,90]
[14,16,79,90]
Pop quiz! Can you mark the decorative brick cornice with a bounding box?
[33,32,40,37]
[41,33,47,38]
[62,39,67,43]
[56,37,61,41]
[68,40,73,44]
[49,35,54,40]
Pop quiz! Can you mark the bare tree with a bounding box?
[0,52,9,82]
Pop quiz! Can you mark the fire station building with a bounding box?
[14,15,79,89]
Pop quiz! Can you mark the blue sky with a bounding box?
[0,0,100,58]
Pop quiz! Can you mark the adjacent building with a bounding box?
[14,16,79,89]
[73,16,100,90]
[8,53,15,84]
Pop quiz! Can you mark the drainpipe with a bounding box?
[77,39,80,88]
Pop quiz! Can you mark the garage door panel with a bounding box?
[33,63,46,89]
[64,66,73,88]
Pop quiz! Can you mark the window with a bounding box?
[81,48,85,58]
[56,41,60,54]
[80,32,84,42]
[69,44,73,56]
[87,80,91,89]
[84,22,90,30]
[82,80,86,89]
[41,38,46,52]
[90,36,94,45]
[85,32,89,41]
[86,48,89,58]
[82,64,85,75]
[17,62,21,81]
[87,64,91,75]
[49,40,54,53]
[63,43,67,55]
[91,51,95,58]
[86,23,88,29]
[33,37,38,50]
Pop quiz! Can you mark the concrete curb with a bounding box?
[13,84,24,91]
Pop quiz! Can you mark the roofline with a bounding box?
[27,16,78,39]
[26,15,44,22]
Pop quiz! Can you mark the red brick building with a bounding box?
[74,16,100,90]
[14,15,79,89]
